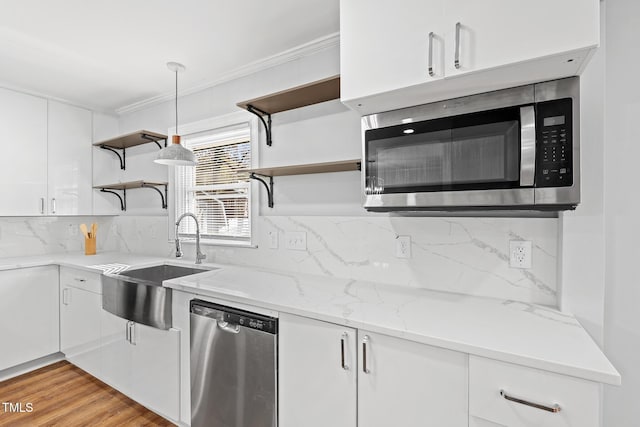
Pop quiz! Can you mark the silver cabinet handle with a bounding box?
[362,335,370,374]
[40,198,45,214]
[74,278,87,283]
[454,22,462,69]
[125,321,131,343]
[428,32,435,77]
[51,198,56,214]
[62,288,71,305]
[340,332,349,370]
[128,321,136,345]
[500,390,561,413]
[519,106,536,186]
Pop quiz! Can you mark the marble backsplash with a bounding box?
[0,216,119,257]
[0,215,559,305]
[114,215,559,306]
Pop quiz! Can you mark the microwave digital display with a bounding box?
[543,115,566,127]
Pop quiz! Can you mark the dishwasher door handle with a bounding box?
[217,321,240,334]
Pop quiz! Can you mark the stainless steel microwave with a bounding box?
[362,77,580,211]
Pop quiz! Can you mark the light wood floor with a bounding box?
[0,361,175,426]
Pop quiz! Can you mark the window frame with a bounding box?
[167,111,259,248]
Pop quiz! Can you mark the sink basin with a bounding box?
[102,263,216,330]
[118,264,212,284]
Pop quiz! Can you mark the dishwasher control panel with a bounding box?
[190,300,278,334]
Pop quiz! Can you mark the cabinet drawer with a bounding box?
[469,356,600,427]
[60,267,102,294]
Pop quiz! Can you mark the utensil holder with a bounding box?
[85,237,96,255]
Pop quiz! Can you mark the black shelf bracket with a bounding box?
[101,188,127,211]
[141,133,167,149]
[250,173,274,208]
[100,145,126,170]
[246,105,272,146]
[98,135,167,170]
[141,183,168,209]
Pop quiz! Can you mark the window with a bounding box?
[174,122,252,244]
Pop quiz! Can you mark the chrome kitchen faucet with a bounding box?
[175,213,206,264]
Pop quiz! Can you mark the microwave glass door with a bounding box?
[365,107,522,194]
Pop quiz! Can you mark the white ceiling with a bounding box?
[0,0,339,113]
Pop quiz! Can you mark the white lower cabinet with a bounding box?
[100,310,180,422]
[59,267,102,377]
[0,266,59,371]
[469,356,600,427]
[279,313,357,427]
[278,314,468,427]
[358,330,468,427]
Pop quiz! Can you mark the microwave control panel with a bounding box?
[535,98,573,187]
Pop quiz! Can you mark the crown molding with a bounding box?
[115,32,340,116]
[0,81,115,115]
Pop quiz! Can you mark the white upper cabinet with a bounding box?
[0,89,93,216]
[47,101,93,215]
[443,0,599,77]
[0,88,48,216]
[340,0,445,102]
[341,0,600,115]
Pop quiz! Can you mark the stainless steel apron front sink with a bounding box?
[102,264,215,329]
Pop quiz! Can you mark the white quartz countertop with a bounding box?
[0,252,620,386]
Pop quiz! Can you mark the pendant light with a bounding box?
[155,62,197,166]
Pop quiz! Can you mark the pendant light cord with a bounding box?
[175,69,178,135]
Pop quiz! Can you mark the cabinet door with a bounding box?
[340,0,445,103]
[130,323,180,421]
[279,313,357,427]
[443,0,599,77]
[0,266,59,370]
[47,100,93,215]
[0,88,47,216]
[99,310,133,396]
[60,286,102,376]
[357,331,468,427]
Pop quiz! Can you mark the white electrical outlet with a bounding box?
[285,231,306,251]
[509,240,532,269]
[68,224,78,237]
[268,230,279,249]
[395,235,411,258]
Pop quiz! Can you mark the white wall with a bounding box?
[114,43,561,304]
[560,5,606,346]
[602,0,640,424]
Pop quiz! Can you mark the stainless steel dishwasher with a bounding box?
[190,299,278,427]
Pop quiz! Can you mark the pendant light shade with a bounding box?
[155,62,196,166]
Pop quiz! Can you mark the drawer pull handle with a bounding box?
[500,390,561,413]
[74,278,87,282]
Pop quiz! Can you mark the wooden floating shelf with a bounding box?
[93,180,167,191]
[93,130,167,149]
[242,159,361,177]
[93,181,168,211]
[237,75,341,114]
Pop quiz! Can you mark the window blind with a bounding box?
[174,123,251,242]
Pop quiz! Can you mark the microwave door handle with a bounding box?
[520,106,536,187]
